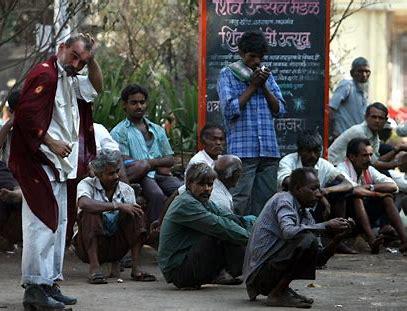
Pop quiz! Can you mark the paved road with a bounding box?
[0,242,406,310]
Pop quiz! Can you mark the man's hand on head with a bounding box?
[83,33,97,58]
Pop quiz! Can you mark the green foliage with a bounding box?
[93,49,198,157]
[157,75,198,155]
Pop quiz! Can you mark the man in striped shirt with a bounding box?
[243,168,352,308]
[111,84,182,225]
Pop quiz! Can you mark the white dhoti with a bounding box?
[21,180,67,286]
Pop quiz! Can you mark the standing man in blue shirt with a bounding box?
[329,57,371,139]
[217,30,286,216]
[111,84,182,225]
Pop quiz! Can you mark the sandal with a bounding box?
[88,272,108,284]
[266,290,312,308]
[131,271,156,282]
[212,271,243,285]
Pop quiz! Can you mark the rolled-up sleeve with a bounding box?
[217,68,241,121]
[370,166,398,191]
[74,75,98,103]
[76,179,94,202]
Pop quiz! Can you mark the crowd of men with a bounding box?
[0,30,406,310]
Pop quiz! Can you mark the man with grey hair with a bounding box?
[74,149,156,284]
[329,57,371,139]
[9,33,103,309]
[211,155,257,285]
[212,155,256,225]
[210,155,242,213]
[158,162,249,289]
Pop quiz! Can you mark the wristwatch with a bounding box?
[368,184,375,191]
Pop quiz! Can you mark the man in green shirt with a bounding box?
[158,163,249,289]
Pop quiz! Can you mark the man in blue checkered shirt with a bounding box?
[217,30,286,216]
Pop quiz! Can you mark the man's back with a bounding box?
[328,123,371,165]
[278,152,342,189]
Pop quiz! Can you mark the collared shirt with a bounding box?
[243,191,326,281]
[93,123,120,154]
[110,117,174,178]
[328,122,380,165]
[178,149,217,193]
[76,176,136,236]
[277,152,346,189]
[188,149,216,168]
[329,79,368,135]
[158,190,248,281]
[336,160,397,189]
[76,176,136,209]
[40,61,98,181]
[217,67,286,158]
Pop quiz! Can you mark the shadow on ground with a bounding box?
[0,242,406,310]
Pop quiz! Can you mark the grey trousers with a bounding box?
[230,157,278,216]
[140,174,183,224]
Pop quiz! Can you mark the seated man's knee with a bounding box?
[294,232,319,251]
[79,212,103,229]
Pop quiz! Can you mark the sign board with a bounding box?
[198,0,330,155]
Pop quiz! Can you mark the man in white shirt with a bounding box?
[212,155,256,226]
[329,102,407,171]
[188,124,226,168]
[93,123,120,154]
[9,34,102,310]
[178,124,225,194]
[278,131,353,218]
[336,138,407,254]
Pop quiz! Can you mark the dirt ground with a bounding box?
[0,241,406,311]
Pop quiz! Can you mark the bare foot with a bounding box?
[0,188,22,204]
